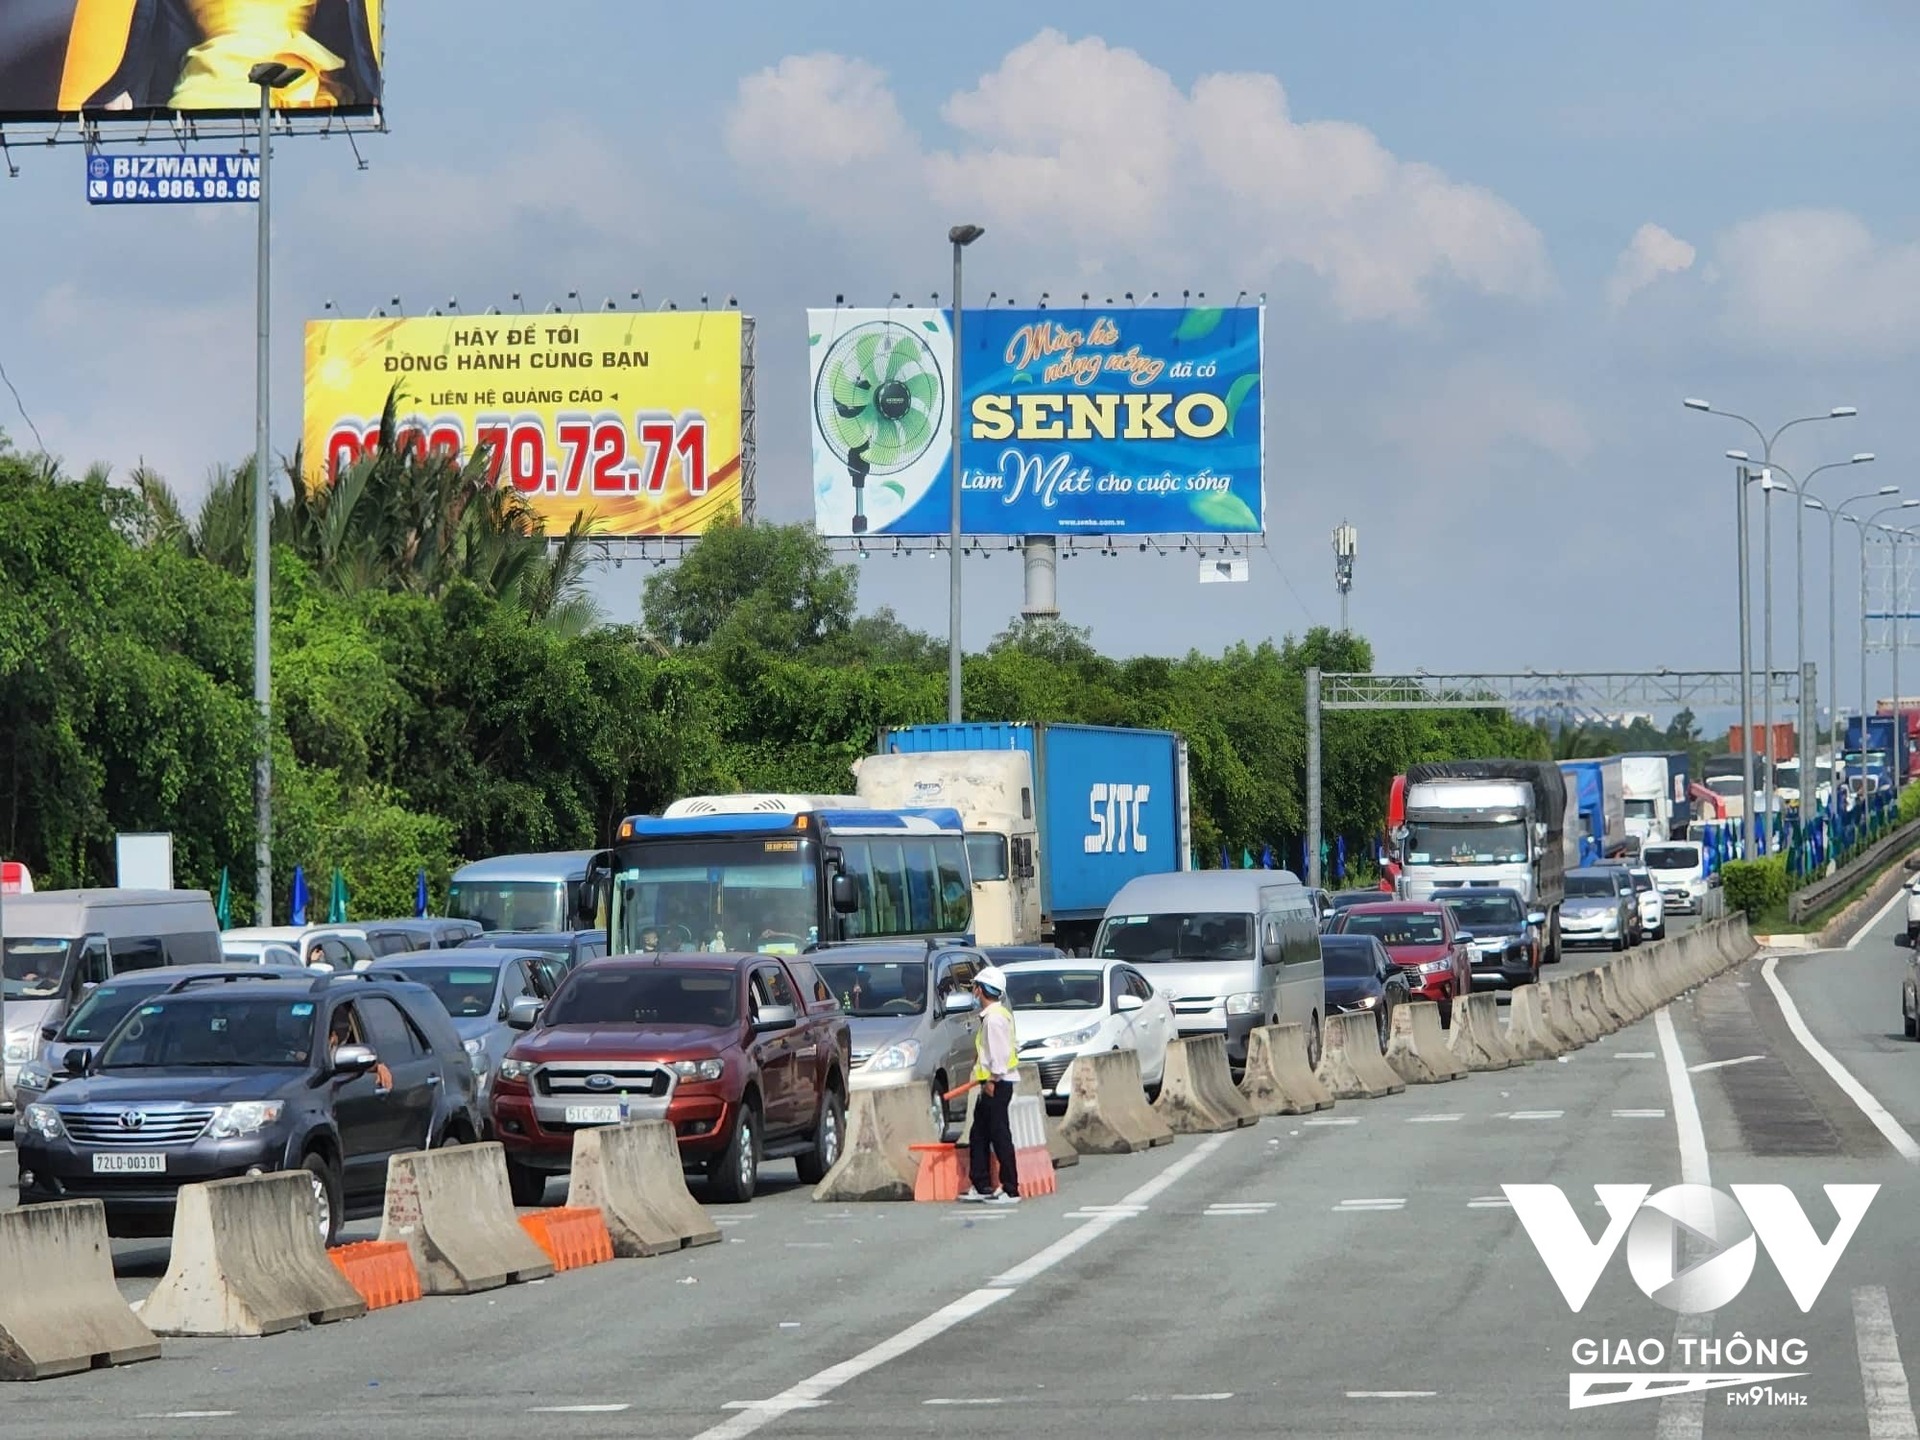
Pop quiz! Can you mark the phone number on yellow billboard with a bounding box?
[302,313,744,538]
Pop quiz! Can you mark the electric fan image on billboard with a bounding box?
[812,321,945,535]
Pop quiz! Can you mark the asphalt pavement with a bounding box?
[3,906,1916,1439]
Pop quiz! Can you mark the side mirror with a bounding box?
[944,989,980,1014]
[1115,992,1145,1013]
[506,996,544,1030]
[830,873,860,914]
[1527,912,1547,927]
[40,1024,57,1041]
[332,1043,378,1075]
[63,1048,91,1076]
[1896,932,1912,949]
[1453,931,1476,946]
[752,1002,799,1034]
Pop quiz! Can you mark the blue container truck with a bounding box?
[1557,757,1626,865]
[1845,715,1907,795]
[861,722,1192,951]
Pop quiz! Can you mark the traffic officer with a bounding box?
[959,965,1020,1206]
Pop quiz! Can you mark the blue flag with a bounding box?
[415,869,429,917]
[1218,847,1230,870]
[1335,834,1347,881]
[1259,844,1274,870]
[289,865,308,927]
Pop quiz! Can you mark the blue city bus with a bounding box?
[605,798,974,956]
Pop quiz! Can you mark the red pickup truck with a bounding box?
[490,952,850,1203]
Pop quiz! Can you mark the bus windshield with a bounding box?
[448,881,565,933]
[611,838,822,956]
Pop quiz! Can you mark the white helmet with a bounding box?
[974,964,1007,997]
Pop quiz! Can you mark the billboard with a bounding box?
[807,305,1263,538]
[303,312,745,539]
[0,0,383,119]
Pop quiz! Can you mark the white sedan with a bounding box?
[999,958,1176,1109]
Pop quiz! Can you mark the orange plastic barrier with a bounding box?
[327,1240,421,1310]
[518,1207,616,1272]
[910,1142,1056,1201]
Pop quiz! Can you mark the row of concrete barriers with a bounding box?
[0,1119,720,1381]
[809,915,1759,1193]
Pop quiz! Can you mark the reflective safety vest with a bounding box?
[973,998,1017,1081]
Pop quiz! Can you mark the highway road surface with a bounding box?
[3,907,1916,1439]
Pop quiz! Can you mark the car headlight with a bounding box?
[671,1058,725,1082]
[498,1057,536,1082]
[208,1101,285,1138]
[3,1039,31,1064]
[464,1037,489,1075]
[1415,959,1454,975]
[14,1059,51,1092]
[861,1040,921,1072]
[1351,995,1380,1010]
[1047,1021,1105,1049]
[1224,992,1263,1017]
[22,1104,65,1140]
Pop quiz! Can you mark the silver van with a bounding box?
[449,852,603,934]
[2,888,220,1121]
[1093,870,1327,1072]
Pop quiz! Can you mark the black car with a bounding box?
[1320,934,1411,1050]
[458,928,608,973]
[15,973,483,1241]
[1436,887,1544,987]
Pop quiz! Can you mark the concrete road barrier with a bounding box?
[1153,1035,1259,1132]
[1558,970,1607,1040]
[1502,984,1567,1060]
[567,1119,721,1255]
[811,1079,939,1202]
[1573,968,1616,1037]
[378,1142,556,1295]
[1448,992,1520,1071]
[1239,1023,1336,1115]
[1620,950,1662,1014]
[1536,979,1589,1049]
[1060,1050,1176,1153]
[1314,1010,1407,1099]
[0,1200,160,1381]
[1017,1063,1079,1168]
[1385,1000,1468,1083]
[141,1172,366,1337]
[1596,963,1640,1027]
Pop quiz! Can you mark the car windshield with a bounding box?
[1341,912,1444,946]
[388,966,502,1019]
[1643,846,1700,871]
[1440,895,1522,929]
[3,938,73,999]
[1001,970,1105,1009]
[1628,872,1652,892]
[1096,913,1253,962]
[1404,820,1527,866]
[1566,875,1617,897]
[813,960,930,1017]
[61,979,173,1041]
[544,968,738,1027]
[1319,940,1381,979]
[97,997,316,1069]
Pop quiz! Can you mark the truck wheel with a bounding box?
[505,1156,547,1207]
[794,1086,845,1184]
[707,1098,761,1204]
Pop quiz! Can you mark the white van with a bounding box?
[1642,840,1711,915]
[1092,870,1326,1073]
[2,889,220,1120]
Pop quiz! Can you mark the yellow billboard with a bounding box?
[1,0,384,118]
[303,312,745,539]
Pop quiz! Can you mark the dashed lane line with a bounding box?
[1333,1198,1405,1212]
[1687,1054,1763,1073]
[1467,1196,1513,1209]
[1349,1390,1437,1398]
[1303,1117,1359,1126]
[1853,1285,1919,1439]
[1508,1110,1564,1120]
[1612,1109,1667,1118]
[1406,1114,1462,1123]
[530,1405,632,1414]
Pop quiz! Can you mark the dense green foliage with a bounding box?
[0,442,1546,919]
[1720,856,1790,920]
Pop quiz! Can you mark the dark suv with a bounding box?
[15,974,483,1240]
[491,953,850,1204]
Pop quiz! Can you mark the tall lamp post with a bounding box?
[1878,523,1920,805]
[946,224,984,724]
[1687,400,1855,810]
[1841,500,1919,805]
[1807,484,1899,803]
[250,62,304,926]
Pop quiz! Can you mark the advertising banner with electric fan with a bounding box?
[807,305,1263,537]
[303,311,744,538]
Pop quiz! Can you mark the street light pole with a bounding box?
[1736,465,1757,858]
[1843,501,1917,806]
[250,62,303,926]
[1813,484,1900,805]
[946,224,983,725]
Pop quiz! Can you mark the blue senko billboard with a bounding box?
[808,306,1263,538]
[876,722,1193,922]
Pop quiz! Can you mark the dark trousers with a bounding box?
[968,1078,1018,1196]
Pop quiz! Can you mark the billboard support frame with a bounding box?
[740,316,757,523]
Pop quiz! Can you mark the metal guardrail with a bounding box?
[1787,815,1920,922]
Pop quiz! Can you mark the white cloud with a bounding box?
[728,29,1550,321]
[1378,358,1593,479]
[1607,222,1695,309]
[1712,208,1920,357]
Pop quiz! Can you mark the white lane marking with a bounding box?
[1128,1392,1234,1401]
[694,1132,1233,1440]
[1204,1203,1274,1216]
[1854,1285,1920,1439]
[1688,1054,1763,1073]
[1303,1117,1359,1125]
[1612,1109,1667,1119]
[1405,1114,1462,1123]
[530,1404,632,1413]
[1761,956,1920,1162]
[1655,1004,1712,1440]
[138,1414,237,1421]
[924,1398,1021,1406]
[1061,1204,1147,1214]
[1467,1196,1513,1209]
[1509,1110,1564,1120]
[1333,1198,1404,1212]
[720,1399,829,1411]
[1348,1390,1437,1398]
[1614,1051,1657,1059]
[1848,885,1909,950]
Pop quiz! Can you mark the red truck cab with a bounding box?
[491,953,850,1203]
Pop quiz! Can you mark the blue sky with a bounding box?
[6,0,1920,715]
